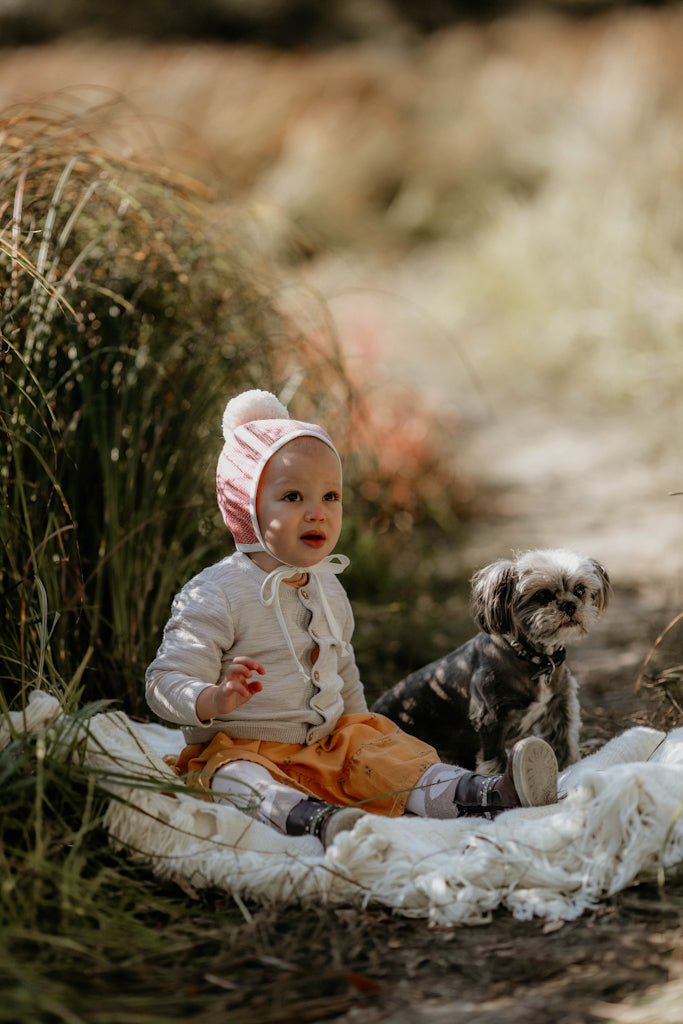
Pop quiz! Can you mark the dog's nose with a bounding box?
[558,598,577,617]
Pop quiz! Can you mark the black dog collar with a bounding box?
[505,637,566,679]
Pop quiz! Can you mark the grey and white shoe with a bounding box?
[452,737,559,818]
[285,797,367,848]
[507,736,559,808]
[319,806,367,848]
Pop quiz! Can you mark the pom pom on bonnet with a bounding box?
[216,389,340,554]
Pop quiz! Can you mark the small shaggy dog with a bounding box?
[372,548,611,774]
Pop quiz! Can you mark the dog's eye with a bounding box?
[533,589,555,606]
[573,584,586,599]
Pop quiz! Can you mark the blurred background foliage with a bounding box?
[0,0,676,48]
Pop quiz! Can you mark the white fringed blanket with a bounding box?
[6,691,683,926]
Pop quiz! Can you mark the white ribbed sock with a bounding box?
[405,763,470,818]
[212,760,302,831]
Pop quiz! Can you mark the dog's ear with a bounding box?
[470,560,517,635]
[589,559,612,613]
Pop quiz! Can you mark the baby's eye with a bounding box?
[283,491,302,502]
[323,491,341,502]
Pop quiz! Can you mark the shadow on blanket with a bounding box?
[6,691,683,927]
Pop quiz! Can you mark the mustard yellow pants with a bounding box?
[174,712,440,817]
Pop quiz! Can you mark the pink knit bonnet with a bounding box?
[216,389,341,554]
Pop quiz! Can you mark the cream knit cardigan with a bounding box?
[145,551,368,745]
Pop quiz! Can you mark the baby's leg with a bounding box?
[406,738,558,819]
[212,760,364,847]
[212,760,302,829]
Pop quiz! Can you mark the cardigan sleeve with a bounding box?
[145,576,235,727]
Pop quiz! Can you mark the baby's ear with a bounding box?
[471,560,516,635]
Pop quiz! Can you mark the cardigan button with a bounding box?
[301,589,309,600]
[313,670,320,682]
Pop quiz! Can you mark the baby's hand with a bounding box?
[195,657,265,722]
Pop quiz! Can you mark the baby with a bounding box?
[145,390,558,848]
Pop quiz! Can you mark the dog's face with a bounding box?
[471,548,611,654]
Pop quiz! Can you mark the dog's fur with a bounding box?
[372,548,611,774]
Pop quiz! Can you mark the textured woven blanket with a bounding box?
[6,691,683,926]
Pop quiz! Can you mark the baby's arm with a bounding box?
[195,656,265,723]
[146,574,254,727]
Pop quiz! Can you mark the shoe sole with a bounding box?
[321,807,367,848]
[511,737,559,807]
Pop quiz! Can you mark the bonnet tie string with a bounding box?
[260,554,350,679]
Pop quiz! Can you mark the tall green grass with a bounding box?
[0,111,360,716]
[0,109,465,720]
[0,104,468,1023]
[0,704,283,1024]
[0,108,374,1023]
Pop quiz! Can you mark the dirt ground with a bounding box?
[210,876,682,1024]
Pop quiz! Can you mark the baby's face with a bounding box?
[255,437,342,570]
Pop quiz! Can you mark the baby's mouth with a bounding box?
[301,531,325,548]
